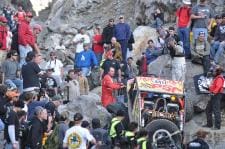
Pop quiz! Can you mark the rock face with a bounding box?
[58,92,111,126]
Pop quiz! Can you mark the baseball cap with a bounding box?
[74,113,83,121]
[119,15,124,19]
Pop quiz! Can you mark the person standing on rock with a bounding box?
[92,26,104,65]
[102,18,115,45]
[0,16,9,66]
[114,15,131,62]
[73,27,91,68]
[176,0,192,59]
[18,12,41,67]
[167,37,186,82]
[204,65,224,130]
[101,67,125,107]
[191,0,214,40]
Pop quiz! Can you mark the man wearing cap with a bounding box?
[114,16,131,61]
[204,66,224,130]
[176,0,192,59]
[2,50,23,93]
[75,43,98,76]
[102,18,115,45]
[0,16,9,65]
[18,12,40,67]
[63,113,96,149]
[211,13,225,64]
[191,0,214,40]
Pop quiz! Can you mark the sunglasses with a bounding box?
[13,54,18,56]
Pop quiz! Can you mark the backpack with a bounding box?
[43,124,60,149]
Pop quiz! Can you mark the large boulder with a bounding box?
[58,92,111,126]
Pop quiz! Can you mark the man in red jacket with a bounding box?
[0,16,8,65]
[204,65,224,130]
[101,67,125,107]
[18,12,40,67]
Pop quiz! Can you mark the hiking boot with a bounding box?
[202,124,212,128]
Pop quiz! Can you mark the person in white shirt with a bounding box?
[63,113,96,149]
[73,27,90,68]
[45,51,64,86]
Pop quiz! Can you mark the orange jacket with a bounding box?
[209,75,224,94]
[101,74,121,107]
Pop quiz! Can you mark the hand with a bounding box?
[12,142,18,149]
[118,77,122,83]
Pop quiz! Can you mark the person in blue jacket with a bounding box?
[145,39,161,65]
[75,43,98,76]
[114,15,131,62]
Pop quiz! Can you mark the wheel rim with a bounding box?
[152,129,176,148]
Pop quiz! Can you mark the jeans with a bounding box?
[95,53,103,65]
[5,79,23,93]
[0,118,4,131]
[192,28,208,40]
[178,27,191,58]
[214,41,225,64]
[152,17,163,29]
[206,93,223,129]
[202,55,210,75]
[210,41,220,59]
[81,67,91,76]
[19,45,33,68]
[118,40,128,62]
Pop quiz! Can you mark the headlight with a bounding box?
[171,96,176,102]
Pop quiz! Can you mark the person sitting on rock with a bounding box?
[145,39,161,65]
[152,7,164,28]
[111,37,123,62]
[191,31,210,75]
[210,13,225,64]
[75,43,98,77]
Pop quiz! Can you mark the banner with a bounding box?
[136,77,184,95]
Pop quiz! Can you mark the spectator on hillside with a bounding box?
[26,106,52,149]
[152,7,164,28]
[155,28,166,52]
[40,66,58,98]
[210,15,222,38]
[102,18,115,44]
[92,26,104,65]
[211,13,225,64]
[58,111,70,149]
[45,51,64,86]
[2,5,13,29]
[0,16,9,65]
[100,48,122,82]
[75,68,89,95]
[63,113,96,149]
[145,39,161,64]
[32,24,42,42]
[73,27,90,67]
[124,57,138,80]
[114,15,131,61]
[167,37,186,81]
[18,12,40,67]
[111,37,122,62]
[22,51,43,92]
[64,69,80,101]
[4,93,21,149]
[2,50,23,93]
[75,43,98,76]
[6,26,12,50]
[191,0,214,40]
[91,118,111,148]
[101,67,125,107]
[166,26,182,48]
[191,31,210,75]
[14,6,26,23]
[176,0,192,59]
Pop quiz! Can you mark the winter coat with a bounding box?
[101,74,121,107]
[18,20,35,47]
[102,25,115,44]
[114,23,131,41]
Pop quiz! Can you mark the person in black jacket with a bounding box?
[102,18,115,44]
[26,106,52,149]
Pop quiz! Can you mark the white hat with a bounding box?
[182,0,191,5]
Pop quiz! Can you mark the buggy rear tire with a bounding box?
[146,119,182,149]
